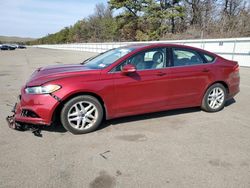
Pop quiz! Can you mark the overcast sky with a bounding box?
[0,0,107,38]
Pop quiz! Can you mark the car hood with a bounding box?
[26,64,101,86]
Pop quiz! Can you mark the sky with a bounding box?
[0,0,107,38]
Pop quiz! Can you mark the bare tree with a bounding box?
[185,0,203,26]
[223,0,242,18]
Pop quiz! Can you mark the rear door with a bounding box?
[167,47,213,106]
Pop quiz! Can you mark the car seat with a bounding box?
[152,52,164,69]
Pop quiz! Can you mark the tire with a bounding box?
[60,95,103,134]
[201,83,227,112]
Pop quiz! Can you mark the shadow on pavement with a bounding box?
[43,122,67,133]
[99,98,237,131]
[33,98,237,134]
[225,98,236,107]
[99,107,201,131]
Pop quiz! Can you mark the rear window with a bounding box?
[172,48,205,66]
[203,53,215,63]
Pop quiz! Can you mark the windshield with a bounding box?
[82,48,134,69]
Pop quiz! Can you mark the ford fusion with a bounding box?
[12,44,240,134]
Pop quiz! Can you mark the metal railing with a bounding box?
[33,37,250,67]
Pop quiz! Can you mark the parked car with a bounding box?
[0,44,16,50]
[12,44,240,134]
[1,44,9,50]
[17,45,26,49]
[12,44,26,49]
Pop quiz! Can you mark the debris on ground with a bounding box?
[99,150,111,159]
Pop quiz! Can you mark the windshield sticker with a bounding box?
[99,63,106,67]
[119,49,130,56]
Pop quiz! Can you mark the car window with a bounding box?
[203,53,215,63]
[115,48,167,71]
[172,48,205,67]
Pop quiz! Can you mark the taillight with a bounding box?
[233,64,240,77]
[233,65,239,72]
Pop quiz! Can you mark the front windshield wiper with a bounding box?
[80,51,107,65]
[80,56,95,65]
[81,57,91,64]
[80,49,115,65]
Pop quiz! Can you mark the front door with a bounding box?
[112,48,171,117]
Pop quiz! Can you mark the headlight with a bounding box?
[25,84,61,94]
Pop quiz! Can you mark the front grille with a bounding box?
[21,109,40,118]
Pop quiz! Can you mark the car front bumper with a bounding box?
[13,89,60,126]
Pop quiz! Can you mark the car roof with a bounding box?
[122,43,194,49]
[121,43,217,56]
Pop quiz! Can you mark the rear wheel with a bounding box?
[60,95,103,134]
[201,83,227,112]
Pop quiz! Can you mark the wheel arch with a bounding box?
[202,81,229,103]
[51,92,107,125]
[208,81,229,93]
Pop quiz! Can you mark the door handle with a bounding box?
[156,72,166,76]
[202,68,210,72]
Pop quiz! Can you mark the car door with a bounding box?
[112,48,171,117]
[167,47,213,106]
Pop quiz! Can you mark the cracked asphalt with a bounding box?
[0,48,250,188]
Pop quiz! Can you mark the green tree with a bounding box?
[109,0,146,41]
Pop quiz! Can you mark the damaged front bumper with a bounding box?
[7,88,60,127]
[6,101,20,130]
[6,103,43,137]
[21,93,59,124]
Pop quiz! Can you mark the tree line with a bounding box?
[28,0,250,45]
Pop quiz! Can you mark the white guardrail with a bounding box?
[33,37,250,67]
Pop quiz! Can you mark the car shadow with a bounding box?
[225,98,236,107]
[41,98,237,133]
[98,98,237,131]
[42,122,67,133]
[98,107,201,131]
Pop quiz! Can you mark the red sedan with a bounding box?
[13,44,240,134]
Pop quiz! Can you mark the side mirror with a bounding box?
[121,64,136,74]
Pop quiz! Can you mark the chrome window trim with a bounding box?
[168,57,217,69]
[107,47,217,74]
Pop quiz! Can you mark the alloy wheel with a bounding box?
[67,101,98,130]
[207,87,225,110]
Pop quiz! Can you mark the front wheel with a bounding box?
[201,83,227,112]
[60,95,103,134]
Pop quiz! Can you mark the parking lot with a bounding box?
[0,48,250,188]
